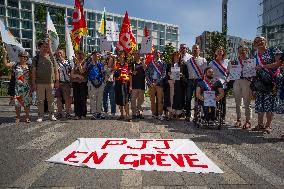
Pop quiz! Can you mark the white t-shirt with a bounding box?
[186,56,207,79]
[182,53,192,63]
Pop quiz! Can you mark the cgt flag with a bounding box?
[71,0,88,50]
[116,11,136,53]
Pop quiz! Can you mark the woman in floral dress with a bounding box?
[252,37,282,134]
[3,50,32,124]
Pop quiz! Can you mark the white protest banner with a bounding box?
[204,91,216,107]
[46,12,59,53]
[171,67,180,80]
[106,21,119,42]
[100,35,112,51]
[0,19,25,62]
[243,59,256,78]
[228,65,242,80]
[140,36,152,54]
[47,138,223,173]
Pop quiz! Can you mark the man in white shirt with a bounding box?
[179,44,192,63]
[185,44,207,121]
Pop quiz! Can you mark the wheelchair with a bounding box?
[194,100,224,130]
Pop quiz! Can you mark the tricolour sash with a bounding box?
[212,60,228,77]
[190,57,204,79]
[152,60,162,76]
[203,78,213,91]
[255,52,266,65]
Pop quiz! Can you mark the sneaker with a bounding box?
[158,115,164,121]
[97,114,105,119]
[111,113,115,116]
[56,113,63,119]
[151,115,157,119]
[50,115,57,121]
[36,117,43,122]
[137,114,144,119]
[92,114,97,120]
[65,113,71,119]
[132,115,137,120]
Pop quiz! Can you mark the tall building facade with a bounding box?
[0,0,179,56]
[257,0,284,50]
[195,31,253,60]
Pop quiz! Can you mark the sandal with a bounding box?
[263,126,272,134]
[234,120,242,128]
[242,121,251,129]
[15,118,20,125]
[252,124,265,131]
[25,117,31,123]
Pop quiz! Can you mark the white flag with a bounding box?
[65,18,75,62]
[106,21,119,42]
[0,19,25,62]
[140,36,152,54]
[46,12,59,52]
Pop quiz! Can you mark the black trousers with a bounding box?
[221,93,227,119]
[72,82,88,117]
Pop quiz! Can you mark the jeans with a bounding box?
[103,81,116,114]
[185,79,200,118]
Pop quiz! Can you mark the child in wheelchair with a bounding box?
[195,67,225,123]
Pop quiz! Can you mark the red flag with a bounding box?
[116,11,136,53]
[144,26,154,65]
[71,0,88,50]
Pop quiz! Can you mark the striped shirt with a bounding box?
[57,59,73,82]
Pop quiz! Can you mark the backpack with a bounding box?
[87,61,103,88]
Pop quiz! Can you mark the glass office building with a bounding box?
[0,0,179,56]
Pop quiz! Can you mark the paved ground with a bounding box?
[0,97,283,189]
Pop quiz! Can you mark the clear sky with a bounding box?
[50,0,259,47]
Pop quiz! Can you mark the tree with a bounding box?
[162,42,175,64]
[205,31,229,62]
[0,37,10,76]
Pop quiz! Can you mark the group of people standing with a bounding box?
[3,36,284,139]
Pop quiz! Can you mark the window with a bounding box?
[131,20,137,28]
[138,21,144,29]
[88,29,96,37]
[21,11,31,20]
[22,40,32,48]
[0,6,4,16]
[153,23,159,31]
[0,0,4,5]
[160,25,165,31]
[22,30,32,39]
[21,1,31,10]
[166,33,171,40]
[159,39,165,45]
[9,28,20,37]
[87,20,95,29]
[159,32,165,38]
[172,34,178,41]
[8,8,19,18]
[96,38,100,46]
[67,9,73,17]
[114,17,122,24]
[22,20,32,29]
[88,12,96,20]
[8,18,19,28]
[145,22,152,30]
[96,13,102,21]
[68,17,72,25]
[7,0,18,8]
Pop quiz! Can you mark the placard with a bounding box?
[100,35,112,51]
[171,67,180,80]
[204,91,216,107]
[243,59,256,77]
[140,36,152,54]
[47,138,223,173]
[228,65,242,80]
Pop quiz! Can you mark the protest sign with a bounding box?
[243,59,256,77]
[47,138,223,173]
[204,91,216,107]
[140,36,152,54]
[228,65,242,80]
[171,67,181,80]
[100,35,112,51]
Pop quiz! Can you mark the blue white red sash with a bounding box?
[255,52,266,66]
[212,60,228,77]
[189,57,204,79]
[203,78,213,91]
[152,60,162,76]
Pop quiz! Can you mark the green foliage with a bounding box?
[35,4,46,24]
[205,31,229,62]
[162,43,175,64]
